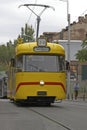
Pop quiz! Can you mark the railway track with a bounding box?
[29,107,73,130]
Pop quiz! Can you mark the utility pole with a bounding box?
[59,0,71,99]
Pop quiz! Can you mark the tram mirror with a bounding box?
[66,60,70,71]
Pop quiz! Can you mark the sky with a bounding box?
[0,0,87,44]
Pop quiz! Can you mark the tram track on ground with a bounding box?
[29,107,72,130]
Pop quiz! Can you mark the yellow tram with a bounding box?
[7,37,66,105]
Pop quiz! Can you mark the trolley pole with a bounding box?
[36,16,41,41]
[19,4,55,41]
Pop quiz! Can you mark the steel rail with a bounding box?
[29,108,72,130]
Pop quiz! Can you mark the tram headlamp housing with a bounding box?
[40,80,45,86]
[37,38,47,47]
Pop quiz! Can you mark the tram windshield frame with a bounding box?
[15,54,65,72]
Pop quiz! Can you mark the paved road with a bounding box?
[0,99,87,130]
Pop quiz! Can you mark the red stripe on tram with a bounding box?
[16,82,66,93]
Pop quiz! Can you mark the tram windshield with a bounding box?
[16,55,65,72]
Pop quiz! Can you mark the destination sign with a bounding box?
[34,47,50,52]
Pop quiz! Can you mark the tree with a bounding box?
[81,40,87,49]
[0,23,35,71]
[0,41,15,70]
[76,49,87,61]
[20,23,35,42]
[76,40,87,61]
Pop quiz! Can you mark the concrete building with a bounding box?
[43,14,87,42]
[58,40,82,61]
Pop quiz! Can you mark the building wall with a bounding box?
[43,14,87,42]
[62,22,87,40]
[58,40,82,60]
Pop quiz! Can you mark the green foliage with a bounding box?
[76,40,87,61]
[82,40,87,49]
[0,41,15,71]
[20,23,35,42]
[0,23,35,71]
[76,49,87,61]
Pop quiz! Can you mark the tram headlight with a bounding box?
[40,80,45,86]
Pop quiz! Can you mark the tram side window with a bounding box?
[58,56,65,71]
[16,55,23,72]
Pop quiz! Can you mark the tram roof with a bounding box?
[15,42,65,56]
